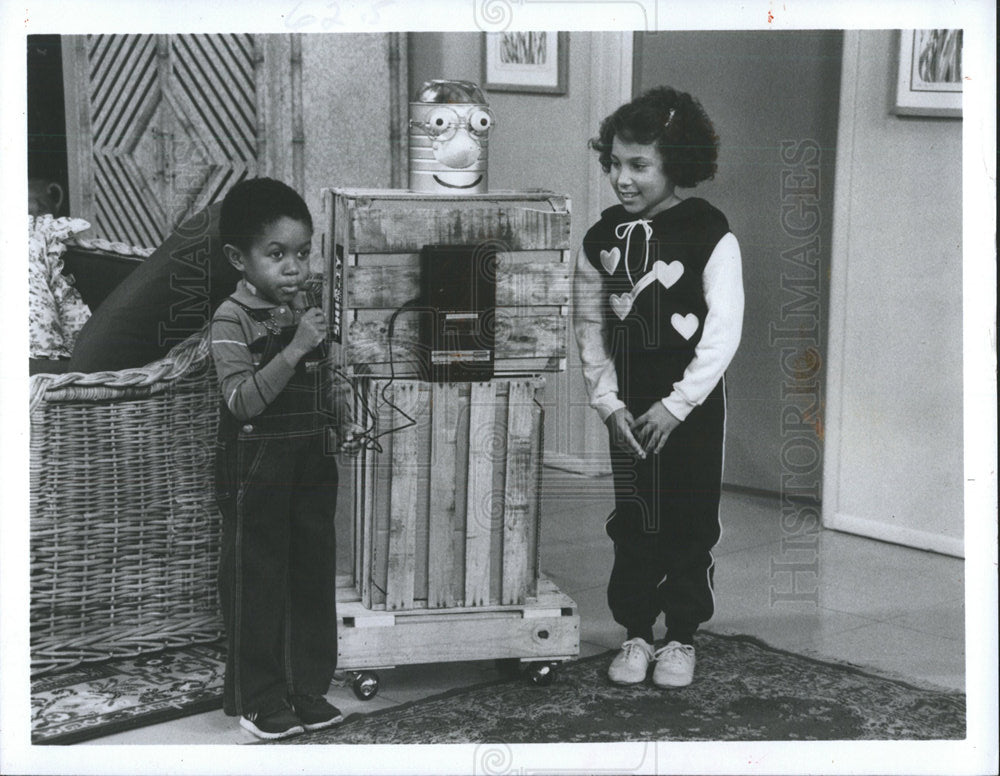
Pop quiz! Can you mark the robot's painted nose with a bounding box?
[433,132,480,169]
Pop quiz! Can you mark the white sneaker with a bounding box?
[607,637,655,685]
[652,641,696,688]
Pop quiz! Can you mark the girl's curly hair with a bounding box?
[589,86,719,188]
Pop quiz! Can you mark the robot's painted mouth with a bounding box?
[433,175,484,189]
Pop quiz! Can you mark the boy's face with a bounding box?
[608,136,674,219]
[225,216,312,305]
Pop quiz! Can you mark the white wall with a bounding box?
[302,33,399,227]
[824,30,964,555]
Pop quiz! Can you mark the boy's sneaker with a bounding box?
[289,694,344,731]
[240,701,305,740]
[652,641,696,688]
[607,637,655,685]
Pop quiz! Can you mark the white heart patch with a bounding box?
[609,292,633,320]
[600,247,620,275]
[671,313,699,340]
[651,260,684,290]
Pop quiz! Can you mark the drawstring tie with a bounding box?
[614,218,653,287]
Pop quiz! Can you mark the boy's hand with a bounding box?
[631,402,681,455]
[286,308,326,363]
[606,407,646,459]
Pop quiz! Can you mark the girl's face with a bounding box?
[608,136,676,218]
[226,216,312,305]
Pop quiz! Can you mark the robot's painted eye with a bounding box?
[468,108,493,135]
[425,107,457,138]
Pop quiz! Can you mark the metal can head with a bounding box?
[409,80,493,194]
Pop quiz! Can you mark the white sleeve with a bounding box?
[661,232,744,421]
[572,245,626,422]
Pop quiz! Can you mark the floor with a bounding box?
[84,469,965,746]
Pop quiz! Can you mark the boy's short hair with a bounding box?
[590,86,719,188]
[219,177,313,251]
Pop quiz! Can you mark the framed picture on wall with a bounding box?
[482,31,568,94]
[893,29,962,118]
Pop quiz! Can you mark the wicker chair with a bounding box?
[29,328,225,675]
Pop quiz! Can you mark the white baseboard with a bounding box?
[825,511,964,558]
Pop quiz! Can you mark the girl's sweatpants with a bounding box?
[605,381,726,645]
[216,429,339,716]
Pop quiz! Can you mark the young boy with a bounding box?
[212,177,355,739]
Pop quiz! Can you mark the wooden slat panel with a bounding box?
[385,383,420,610]
[498,356,566,374]
[336,573,575,613]
[346,199,571,252]
[344,249,566,270]
[359,393,375,607]
[412,383,432,603]
[489,384,510,605]
[345,357,565,379]
[65,37,97,234]
[346,310,567,366]
[168,34,262,222]
[502,381,540,605]
[88,34,164,247]
[94,155,165,248]
[427,383,460,608]
[354,377,546,613]
[331,188,568,202]
[338,610,579,669]
[173,34,257,159]
[464,382,496,607]
[451,384,471,607]
[91,35,156,147]
[254,34,296,190]
[369,386,394,609]
[93,35,159,153]
[346,261,570,309]
[323,190,350,342]
[354,381,371,605]
[528,399,544,588]
[74,33,264,246]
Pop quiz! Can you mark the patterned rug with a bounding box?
[31,642,225,744]
[268,632,966,744]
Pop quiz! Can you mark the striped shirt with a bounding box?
[210,278,350,426]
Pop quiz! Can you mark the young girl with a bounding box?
[573,86,744,688]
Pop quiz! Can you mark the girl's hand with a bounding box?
[286,307,326,363]
[606,407,646,459]
[339,423,365,456]
[631,402,681,455]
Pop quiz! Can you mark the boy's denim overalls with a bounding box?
[215,298,339,716]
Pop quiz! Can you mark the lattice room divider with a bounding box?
[63,33,302,248]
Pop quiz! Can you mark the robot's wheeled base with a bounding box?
[335,578,579,699]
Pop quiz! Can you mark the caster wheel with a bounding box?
[527,662,557,687]
[352,671,380,700]
[495,658,522,679]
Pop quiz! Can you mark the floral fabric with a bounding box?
[29,215,93,359]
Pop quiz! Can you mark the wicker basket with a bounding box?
[29,328,224,675]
